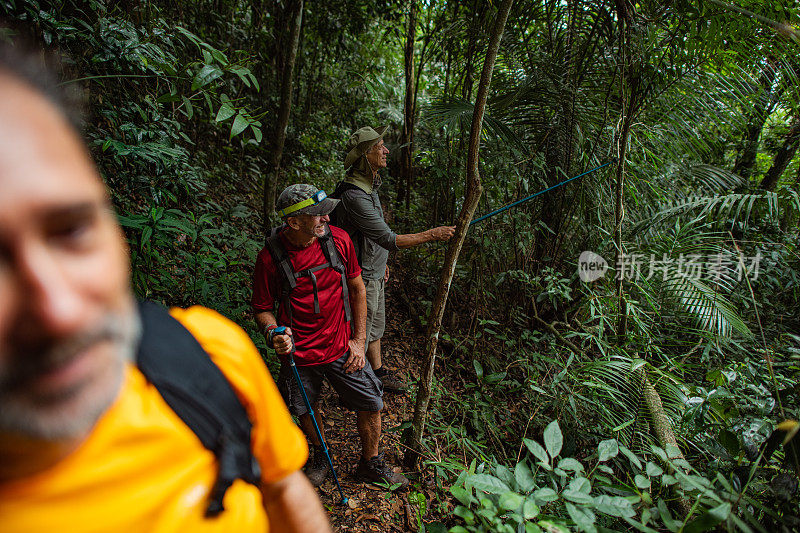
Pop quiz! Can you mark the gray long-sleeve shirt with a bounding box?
[334,184,398,280]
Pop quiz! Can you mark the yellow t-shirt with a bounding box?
[0,306,308,532]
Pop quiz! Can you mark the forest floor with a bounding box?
[308,269,442,532]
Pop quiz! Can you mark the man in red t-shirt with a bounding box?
[252,184,409,489]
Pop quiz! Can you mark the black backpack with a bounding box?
[135,301,261,518]
[329,181,365,264]
[264,224,352,328]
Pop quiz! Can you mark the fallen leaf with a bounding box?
[355,513,379,523]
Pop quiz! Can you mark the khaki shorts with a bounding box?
[364,277,386,343]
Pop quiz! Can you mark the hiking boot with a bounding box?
[377,369,408,393]
[356,452,409,489]
[304,446,330,487]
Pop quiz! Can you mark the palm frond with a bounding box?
[576,355,687,454]
[422,98,526,152]
[663,275,753,338]
[631,191,784,234]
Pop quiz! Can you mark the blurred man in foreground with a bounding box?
[0,47,330,532]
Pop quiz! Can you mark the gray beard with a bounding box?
[0,307,142,441]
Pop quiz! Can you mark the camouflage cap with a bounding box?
[276,183,339,218]
[343,125,388,169]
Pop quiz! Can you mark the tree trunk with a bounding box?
[404,0,514,468]
[636,367,693,517]
[614,4,634,338]
[760,116,800,191]
[733,58,777,179]
[263,0,304,229]
[399,0,418,210]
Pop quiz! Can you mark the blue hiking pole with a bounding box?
[470,160,615,226]
[273,326,348,506]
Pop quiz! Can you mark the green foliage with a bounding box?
[448,420,777,533]
[6,0,800,530]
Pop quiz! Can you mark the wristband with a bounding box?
[265,324,278,348]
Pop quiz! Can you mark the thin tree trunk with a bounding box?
[733,58,777,179]
[399,0,418,210]
[760,116,800,191]
[263,0,303,229]
[614,2,633,338]
[404,0,514,468]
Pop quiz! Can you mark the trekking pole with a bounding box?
[469,160,615,227]
[273,326,349,506]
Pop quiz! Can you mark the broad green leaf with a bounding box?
[251,126,262,143]
[635,475,651,489]
[192,64,224,90]
[231,66,252,87]
[661,474,677,486]
[524,438,549,465]
[565,502,597,533]
[425,522,448,533]
[619,445,643,469]
[453,505,474,525]
[536,520,569,533]
[215,103,236,122]
[532,487,558,503]
[515,461,536,492]
[657,499,679,532]
[650,446,668,462]
[665,444,682,460]
[498,491,524,510]
[645,462,663,477]
[558,457,584,472]
[495,464,515,488]
[596,464,614,474]
[592,495,635,518]
[473,359,483,379]
[470,474,510,494]
[562,490,594,504]
[569,476,592,494]
[544,420,563,458]
[230,112,249,139]
[523,498,540,519]
[598,439,619,462]
[182,96,194,120]
[450,485,473,506]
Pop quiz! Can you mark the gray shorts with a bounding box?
[364,277,386,343]
[278,353,383,416]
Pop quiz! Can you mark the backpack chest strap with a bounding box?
[295,262,331,314]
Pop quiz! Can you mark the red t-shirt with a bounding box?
[252,225,362,365]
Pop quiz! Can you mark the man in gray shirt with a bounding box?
[332,126,454,391]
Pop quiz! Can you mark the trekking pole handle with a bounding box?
[272,326,296,355]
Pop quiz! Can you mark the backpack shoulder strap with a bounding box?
[319,229,352,322]
[330,180,360,199]
[264,225,296,325]
[135,301,261,518]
